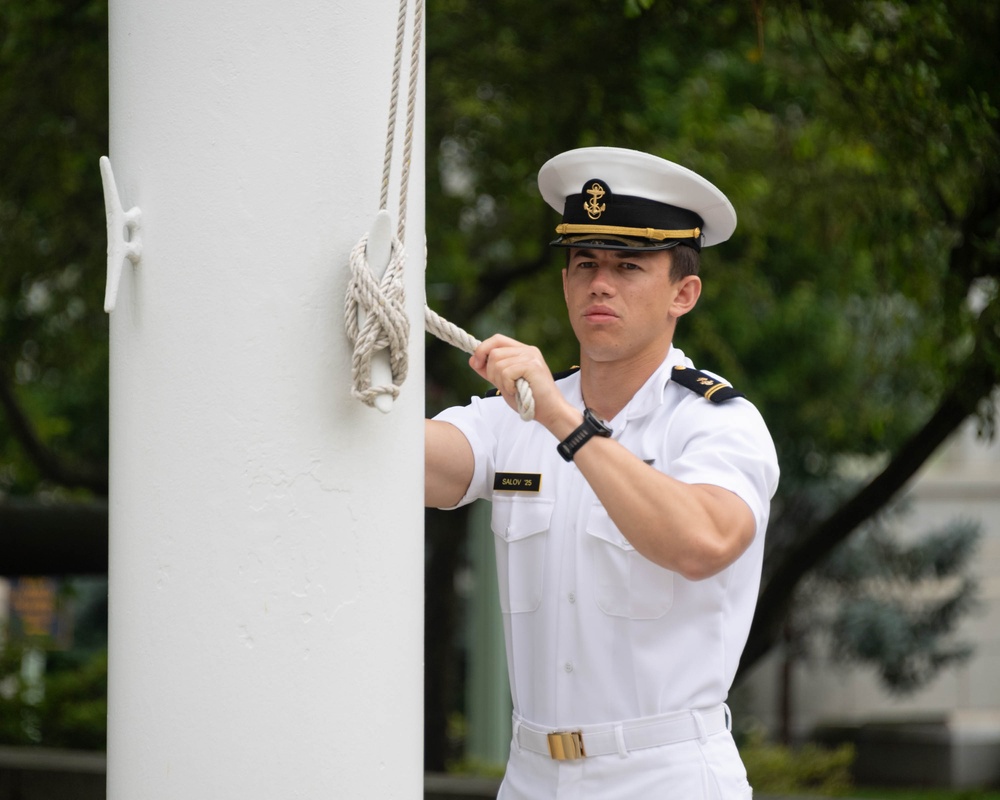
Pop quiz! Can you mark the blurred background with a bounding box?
[2,0,999,796]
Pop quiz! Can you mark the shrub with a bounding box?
[741,731,855,795]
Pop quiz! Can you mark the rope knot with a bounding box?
[345,233,410,405]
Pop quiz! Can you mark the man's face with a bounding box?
[561,247,699,367]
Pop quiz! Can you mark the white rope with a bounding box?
[344,0,419,408]
[345,0,536,420]
[424,306,535,421]
[345,235,409,403]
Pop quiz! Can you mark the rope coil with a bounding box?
[345,0,535,420]
[345,234,410,404]
[344,0,421,410]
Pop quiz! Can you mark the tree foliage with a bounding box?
[0,578,108,749]
[799,513,980,693]
[423,0,999,765]
[0,644,108,749]
[0,0,109,499]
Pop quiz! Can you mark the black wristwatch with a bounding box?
[557,408,612,462]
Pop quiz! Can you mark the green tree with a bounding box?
[0,578,108,749]
[737,0,999,675]
[0,0,109,560]
[773,510,981,742]
[0,0,110,751]
[819,518,980,692]
[423,0,998,765]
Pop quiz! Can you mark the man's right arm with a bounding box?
[425,419,475,509]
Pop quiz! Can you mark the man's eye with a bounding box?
[620,262,641,270]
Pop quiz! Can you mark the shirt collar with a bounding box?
[611,345,689,425]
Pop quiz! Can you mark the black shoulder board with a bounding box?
[671,365,745,403]
[484,366,580,398]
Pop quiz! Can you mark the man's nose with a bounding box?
[588,265,615,294]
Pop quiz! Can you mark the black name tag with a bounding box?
[493,472,542,492]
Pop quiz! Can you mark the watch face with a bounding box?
[559,409,613,461]
[585,408,612,436]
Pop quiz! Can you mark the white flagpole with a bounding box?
[105,1,424,797]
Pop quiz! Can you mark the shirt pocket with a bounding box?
[490,498,553,614]
[585,504,674,619]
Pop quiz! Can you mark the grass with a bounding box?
[771,789,1000,799]
[847,790,1000,800]
[738,733,1000,800]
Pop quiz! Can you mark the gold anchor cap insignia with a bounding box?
[584,181,607,220]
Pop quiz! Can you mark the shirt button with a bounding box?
[567,592,576,604]
[564,662,574,673]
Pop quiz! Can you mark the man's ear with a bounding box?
[562,267,569,305]
[670,275,702,318]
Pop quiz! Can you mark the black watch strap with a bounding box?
[557,408,612,462]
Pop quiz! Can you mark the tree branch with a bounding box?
[738,296,1000,680]
[456,241,554,323]
[0,365,108,496]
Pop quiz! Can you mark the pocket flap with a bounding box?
[492,499,554,542]
[585,505,635,551]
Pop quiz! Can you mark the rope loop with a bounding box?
[343,0,536,421]
[345,234,410,405]
[345,0,419,409]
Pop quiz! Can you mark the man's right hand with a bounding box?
[469,334,581,439]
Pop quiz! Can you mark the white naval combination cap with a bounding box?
[537,146,737,252]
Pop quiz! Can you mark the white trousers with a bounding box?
[497,728,752,800]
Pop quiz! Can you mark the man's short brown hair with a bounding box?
[669,244,700,282]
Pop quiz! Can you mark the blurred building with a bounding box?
[738,404,1000,788]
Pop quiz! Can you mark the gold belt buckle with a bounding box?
[547,730,586,760]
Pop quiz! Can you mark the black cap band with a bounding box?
[551,179,705,251]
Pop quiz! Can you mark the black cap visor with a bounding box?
[549,233,687,252]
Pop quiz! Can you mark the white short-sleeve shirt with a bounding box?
[434,346,779,729]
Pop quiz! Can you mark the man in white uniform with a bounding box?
[426,147,779,799]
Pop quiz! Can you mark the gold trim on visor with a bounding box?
[555,223,701,241]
